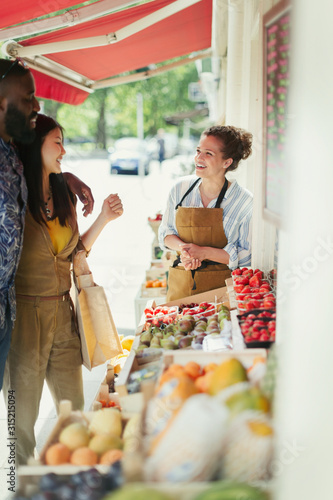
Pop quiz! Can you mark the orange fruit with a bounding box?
[157,373,198,409]
[45,443,71,465]
[167,363,185,376]
[203,362,218,374]
[158,364,186,387]
[194,371,214,393]
[70,446,98,466]
[99,449,123,465]
[184,361,202,380]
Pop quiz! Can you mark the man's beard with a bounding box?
[5,104,36,144]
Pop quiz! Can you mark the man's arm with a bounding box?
[63,172,94,217]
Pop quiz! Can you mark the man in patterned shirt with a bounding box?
[0,59,94,389]
[0,58,40,390]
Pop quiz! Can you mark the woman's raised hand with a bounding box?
[101,194,124,222]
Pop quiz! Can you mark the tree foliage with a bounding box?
[42,62,201,147]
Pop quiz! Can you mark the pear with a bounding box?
[174,333,186,346]
[178,336,194,349]
[219,317,227,331]
[207,323,219,333]
[59,423,90,451]
[150,336,161,348]
[177,319,195,334]
[163,330,174,339]
[218,311,230,323]
[136,344,148,352]
[182,314,195,321]
[164,324,176,334]
[195,320,207,331]
[194,334,206,345]
[160,338,176,350]
[140,330,153,346]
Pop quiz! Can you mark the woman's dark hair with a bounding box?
[202,125,253,172]
[16,113,76,227]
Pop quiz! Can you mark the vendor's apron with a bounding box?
[167,178,231,301]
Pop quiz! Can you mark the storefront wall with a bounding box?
[216,0,333,497]
[274,0,333,498]
[214,0,281,271]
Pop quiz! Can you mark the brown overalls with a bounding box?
[3,210,84,464]
[167,178,231,301]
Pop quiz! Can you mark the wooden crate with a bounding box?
[164,286,230,307]
[114,336,163,397]
[225,277,237,309]
[140,283,167,298]
[162,347,267,371]
[18,401,114,493]
[136,286,231,333]
[90,378,145,416]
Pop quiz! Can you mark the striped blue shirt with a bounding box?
[158,175,253,269]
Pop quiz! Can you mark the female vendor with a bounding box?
[158,125,253,301]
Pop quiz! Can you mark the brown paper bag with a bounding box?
[72,252,123,370]
[76,285,123,370]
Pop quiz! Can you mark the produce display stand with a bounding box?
[17,276,274,499]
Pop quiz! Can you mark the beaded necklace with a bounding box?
[44,187,52,220]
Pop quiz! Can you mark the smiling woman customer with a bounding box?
[3,114,123,465]
[158,125,253,301]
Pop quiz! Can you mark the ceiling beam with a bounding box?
[0,0,137,42]
[5,0,202,58]
[92,49,212,88]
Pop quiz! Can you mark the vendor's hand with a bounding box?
[180,243,206,261]
[102,194,123,222]
[180,256,202,271]
[64,172,94,217]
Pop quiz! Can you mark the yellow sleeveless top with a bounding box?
[47,218,72,254]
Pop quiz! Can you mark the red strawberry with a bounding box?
[249,275,262,288]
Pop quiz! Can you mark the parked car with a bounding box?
[146,132,179,161]
[108,137,150,175]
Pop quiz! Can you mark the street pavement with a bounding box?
[0,154,194,498]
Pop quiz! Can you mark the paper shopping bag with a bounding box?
[74,281,123,371]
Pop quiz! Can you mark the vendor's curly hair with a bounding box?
[203,125,253,172]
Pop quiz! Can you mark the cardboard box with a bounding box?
[163,286,229,307]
